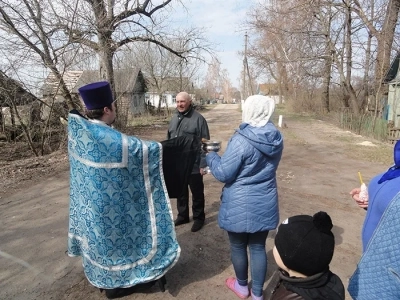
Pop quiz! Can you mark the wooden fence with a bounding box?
[388,128,400,144]
[338,109,399,143]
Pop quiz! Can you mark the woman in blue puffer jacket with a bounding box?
[206,95,283,300]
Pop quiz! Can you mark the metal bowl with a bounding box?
[202,140,221,152]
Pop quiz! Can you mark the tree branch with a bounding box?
[351,0,379,37]
[112,0,173,25]
[117,36,187,58]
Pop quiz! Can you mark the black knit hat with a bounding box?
[275,211,335,276]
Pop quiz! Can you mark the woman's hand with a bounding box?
[350,187,368,209]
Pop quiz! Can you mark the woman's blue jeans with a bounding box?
[227,230,269,297]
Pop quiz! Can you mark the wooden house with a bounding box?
[41,68,147,125]
[257,83,284,104]
[0,71,40,132]
[383,53,400,127]
[144,76,195,109]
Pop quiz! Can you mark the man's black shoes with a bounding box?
[103,287,136,299]
[174,218,204,231]
[191,221,204,232]
[101,276,167,298]
[174,218,189,226]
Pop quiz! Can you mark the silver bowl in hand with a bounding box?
[202,140,221,152]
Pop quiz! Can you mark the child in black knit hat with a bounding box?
[270,211,345,300]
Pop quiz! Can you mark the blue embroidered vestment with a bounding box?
[67,113,180,289]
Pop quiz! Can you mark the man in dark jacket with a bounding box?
[167,91,210,232]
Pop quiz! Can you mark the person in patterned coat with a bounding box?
[67,81,180,299]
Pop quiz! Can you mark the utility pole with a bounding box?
[243,32,253,100]
[243,33,247,100]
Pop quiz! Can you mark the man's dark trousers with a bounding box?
[177,173,205,222]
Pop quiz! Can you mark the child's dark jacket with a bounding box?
[271,269,345,300]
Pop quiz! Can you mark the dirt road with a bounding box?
[0,104,394,300]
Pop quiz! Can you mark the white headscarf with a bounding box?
[242,95,276,127]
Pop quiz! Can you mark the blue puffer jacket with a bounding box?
[206,122,283,233]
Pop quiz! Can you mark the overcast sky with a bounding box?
[171,0,258,88]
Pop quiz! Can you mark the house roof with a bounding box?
[383,52,400,84]
[258,83,279,95]
[41,68,143,97]
[145,76,193,93]
[0,71,39,107]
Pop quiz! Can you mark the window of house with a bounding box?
[172,95,176,103]
[162,95,167,104]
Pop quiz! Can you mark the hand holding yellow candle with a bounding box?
[358,172,368,202]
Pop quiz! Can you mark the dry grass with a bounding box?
[278,104,395,166]
[343,143,393,165]
[280,129,306,145]
[126,112,170,127]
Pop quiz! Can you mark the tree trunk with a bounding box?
[346,83,360,114]
[320,2,334,113]
[98,44,115,89]
[98,40,120,126]
[362,0,374,116]
[321,55,331,113]
[158,93,162,113]
[0,107,3,131]
[345,0,358,114]
[363,32,372,113]
[353,0,400,109]
[10,98,39,156]
[10,105,16,140]
[278,73,283,105]
[91,0,120,126]
[374,0,400,86]
[48,66,79,112]
[373,0,400,117]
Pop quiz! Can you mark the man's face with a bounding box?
[176,94,191,113]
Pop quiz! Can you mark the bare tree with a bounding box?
[220,69,233,103]
[248,1,332,110]
[0,0,211,117]
[121,39,203,112]
[246,0,399,116]
[203,57,222,101]
[58,1,210,100]
[201,57,232,102]
[352,0,400,114]
[0,0,79,111]
[0,70,40,155]
[353,0,400,85]
[0,0,212,154]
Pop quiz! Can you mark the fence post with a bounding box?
[278,115,283,127]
